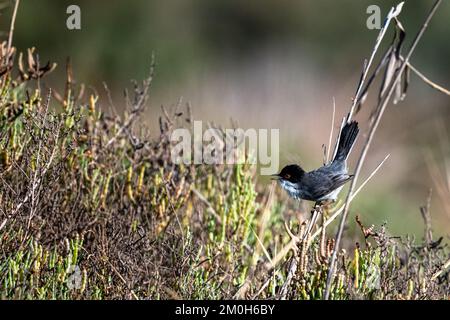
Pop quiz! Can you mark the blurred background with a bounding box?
[1,0,449,237]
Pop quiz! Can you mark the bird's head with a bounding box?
[271,164,305,183]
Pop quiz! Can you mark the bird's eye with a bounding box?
[284,174,291,179]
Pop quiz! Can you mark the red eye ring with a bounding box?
[284,174,291,179]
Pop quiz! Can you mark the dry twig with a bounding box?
[324,0,443,299]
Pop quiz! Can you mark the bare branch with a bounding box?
[401,56,450,96]
[324,0,443,300]
[6,0,20,61]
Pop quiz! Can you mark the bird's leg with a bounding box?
[321,198,341,219]
[303,202,322,241]
[321,200,333,219]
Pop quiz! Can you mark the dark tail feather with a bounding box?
[333,121,359,162]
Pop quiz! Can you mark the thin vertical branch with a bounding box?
[6,0,20,59]
[324,0,442,300]
[326,98,336,164]
[420,188,433,246]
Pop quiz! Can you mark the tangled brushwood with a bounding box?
[1,3,449,299]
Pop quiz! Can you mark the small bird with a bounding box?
[272,120,359,236]
[273,121,359,202]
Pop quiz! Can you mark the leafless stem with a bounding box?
[347,2,404,121]
[326,98,336,164]
[401,56,450,96]
[420,188,433,246]
[324,0,442,300]
[103,58,154,150]
[6,0,20,61]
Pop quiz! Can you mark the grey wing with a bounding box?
[306,169,353,200]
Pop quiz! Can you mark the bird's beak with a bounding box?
[270,174,280,180]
